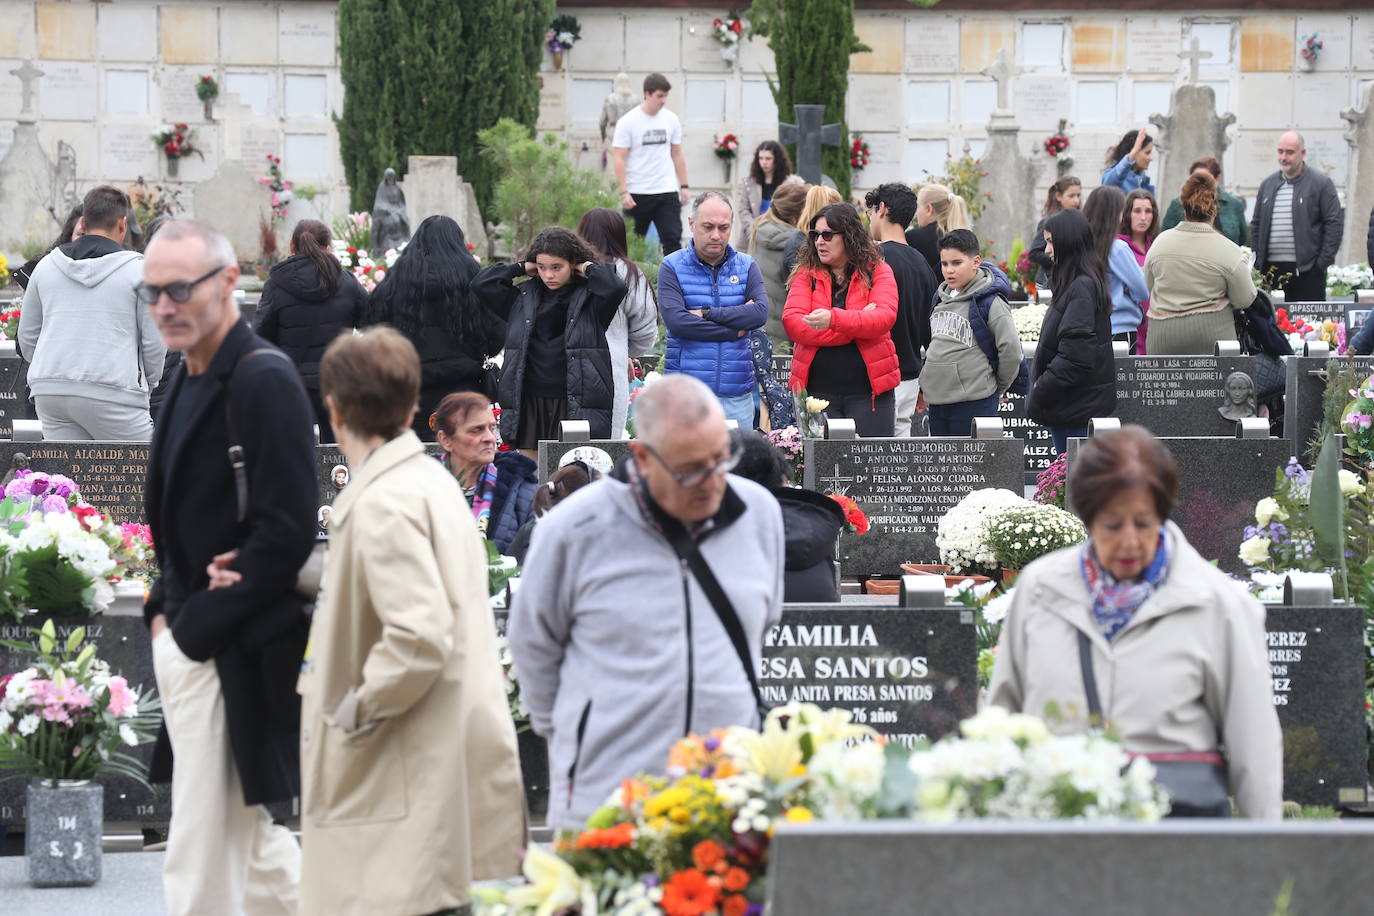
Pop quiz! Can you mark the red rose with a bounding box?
[713,18,722,27]
[731,20,742,33]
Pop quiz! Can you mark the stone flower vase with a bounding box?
[26,779,103,887]
[202,98,214,121]
[165,155,179,178]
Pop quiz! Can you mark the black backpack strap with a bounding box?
[225,348,296,523]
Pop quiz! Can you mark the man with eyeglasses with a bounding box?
[18,185,166,440]
[140,220,317,915]
[658,191,769,430]
[511,373,784,831]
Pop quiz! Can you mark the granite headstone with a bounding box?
[1067,436,1292,574]
[1113,356,1270,436]
[762,604,977,748]
[536,439,632,484]
[0,349,30,437]
[1283,356,1374,458]
[997,391,1055,483]
[803,438,1025,576]
[0,443,149,524]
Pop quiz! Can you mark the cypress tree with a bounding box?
[747,0,867,199]
[337,0,553,216]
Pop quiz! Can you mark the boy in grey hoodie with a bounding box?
[918,229,1022,437]
[19,185,165,441]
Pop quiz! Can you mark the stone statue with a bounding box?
[2,453,30,487]
[371,168,410,253]
[51,139,76,214]
[599,72,639,145]
[1218,371,1258,422]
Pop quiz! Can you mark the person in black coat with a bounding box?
[732,431,845,603]
[473,227,627,456]
[254,219,366,443]
[1027,208,1116,455]
[366,215,503,441]
[141,220,316,910]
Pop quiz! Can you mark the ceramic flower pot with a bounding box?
[26,779,102,887]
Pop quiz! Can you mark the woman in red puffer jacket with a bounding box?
[783,202,900,436]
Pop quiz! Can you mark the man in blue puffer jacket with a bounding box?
[658,192,768,429]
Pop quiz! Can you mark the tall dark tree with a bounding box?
[747,0,868,199]
[337,0,554,216]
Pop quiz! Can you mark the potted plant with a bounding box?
[0,620,161,887]
[150,124,200,178]
[195,74,218,121]
[546,14,580,69]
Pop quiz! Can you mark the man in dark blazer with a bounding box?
[140,220,317,915]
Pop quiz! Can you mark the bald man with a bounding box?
[1249,131,1343,303]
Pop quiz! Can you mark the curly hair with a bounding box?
[796,203,882,289]
[1180,171,1219,223]
[749,140,793,187]
[524,226,599,268]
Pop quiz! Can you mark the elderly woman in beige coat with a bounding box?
[989,426,1282,819]
[300,327,525,914]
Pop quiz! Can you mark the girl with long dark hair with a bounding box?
[254,218,367,442]
[1027,208,1116,454]
[366,214,500,440]
[782,203,900,436]
[1083,186,1149,348]
[1027,176,1081,288]
[735,140,794,247]
[473,226,627,456]
[1119,190,1160,353]
[575,208,659,437]
[1101,127,1155,193]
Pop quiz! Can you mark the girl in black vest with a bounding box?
[474,227,627,457]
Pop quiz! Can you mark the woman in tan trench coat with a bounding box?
[989,426,1282,819]
[299,327,525,914]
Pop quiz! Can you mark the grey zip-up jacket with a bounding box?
[919,267,1021,405]
[1249,164,1343,277]
[509,469,784,830]
[19,237,166,408]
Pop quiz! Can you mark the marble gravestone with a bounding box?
[536,439,632,483]
[0,350,30,437]
[1113,355,1270,437]
[192,161,278,263]
[1149,40,1236,207]
[1283,356,1374,458]
[0,442,148,525]
[975,50,1042,260]
[803,438,1025,576]
[0,61,58,254]
[762,604,978,749]
[402,155,488,256]
[997,391,1055,484]
[1265,604,1368,808]
[1067,436,1291,573]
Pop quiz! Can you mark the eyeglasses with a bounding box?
[135,265,227,305]
[643,436,742,489]
[808,230,839,242]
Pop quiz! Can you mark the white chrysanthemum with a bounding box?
[18,714,40,736]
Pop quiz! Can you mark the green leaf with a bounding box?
[65,626,85,656]
[21,546,92,615]
[1310,434,1345,565]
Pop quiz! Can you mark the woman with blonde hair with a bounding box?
[749,178,809,346]
[782,184,843,281]
[906,183,971,275]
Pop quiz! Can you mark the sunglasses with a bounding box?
[643,437,743,489]
[808,230,840,242]
[135,265,227,305]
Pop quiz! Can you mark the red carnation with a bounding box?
[731,20,742,33]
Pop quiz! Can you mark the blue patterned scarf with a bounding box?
[1080,527,1170,642]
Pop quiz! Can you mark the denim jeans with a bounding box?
[718,391,756,430]
[926,394,998,437]
[1051,425,1090,455]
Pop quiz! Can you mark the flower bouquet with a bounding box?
[793,392,829,439]
[1032,453,1068,509]
[1299,33,1322,69]
[1042,120,1070,159]
[713,13,744,62]
[849,135,870,170]
[150,124,200,176]
[0,306,21,341]
[936,487,1030,575]
[999,239,1036,297]
[1012,303,1047,342]
[330,238,402,292]
[713,133,740,161]
[984,503,1086,572]
[259,154,294,223]
[331,212,372,252]
[763,426,803,482]
[1326,262,1373,298]
[195,74,218,120]
[828,494,869,535]
[547,14,581,67]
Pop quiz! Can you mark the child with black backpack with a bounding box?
[918,229,1025,436]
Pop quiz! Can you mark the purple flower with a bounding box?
[704,736,721,752]
[26,472,50,495]
[643,875,660,888]
[48,475,77,497]
[41,495,68,514]
[3,479,30,499]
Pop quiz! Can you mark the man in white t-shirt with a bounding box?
[613,73,690,255]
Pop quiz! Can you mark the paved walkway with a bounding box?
[0,851,166,915]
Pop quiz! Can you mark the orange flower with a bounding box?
[723,867,750,892]
[722,894,750,916]
[575,822,636,850]
[662,869,722,916]
[692,839,726,871]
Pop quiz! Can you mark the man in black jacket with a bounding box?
[1249,131,1343,303]
[140,220,316,915]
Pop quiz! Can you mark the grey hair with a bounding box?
[145,219,236,267]
[635,373,724,447]
[691,190,732,218]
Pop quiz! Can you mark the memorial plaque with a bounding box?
[770,353,792,389]
[761,604,977,748]
[1283,356,1374,458]
[803,438,1025,576]
[1113,355,1269,437]
[905,18,960,73]
[0,354,29,437]
[1013,75,1069,131]
[315,442,442,532]
[0,613,170,826]
[0,443,149,525]
[536,439,632,483]
[1265,604,1368,808]
[1126,20,1182,74]
[997,391,1055,484]
[1068,436,1291,573]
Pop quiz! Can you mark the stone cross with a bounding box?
[779,104,842,185]
[10,60,43,117]
[1180,37,1213,86]
[980,49,1023,113]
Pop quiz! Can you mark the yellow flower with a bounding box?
[505,844,597,916]
[733,719,803,782]
[669,805,692,824]
[644,785,692,819]
[785,806,814,823]
[1253,497,1287,527]
[805,396,830,414]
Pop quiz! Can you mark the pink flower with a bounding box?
[105,676,135,717]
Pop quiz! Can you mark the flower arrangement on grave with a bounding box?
[763,425,803,482]
[984,503,1086,573]
[1032,453,1068,509]
[0,620,161,785]
[787,392,829,440]
[1326,262,1373,298]
[471,706,1167,914]
[116,524,156,583]
[936,488,1030,575]
[151,124,200,167]
[1011,303,1047,343]
[195,75,218,102]
[712,13,744,45]
[329,238,403,293]
[1299,34,1323,68]
[546,14,581,67]
[713,133,740,161]
[258,154,294,223]
[493,633,529,731]
[849,135,870,170]
[999,239,1036,296]
[1042,120,1070,159]
[0,306,20,340]
[331,212,372,252]
[129,178,184,230]
[828,494,869,535]
[1056,151,1074,172]
[1275,308,1346,353]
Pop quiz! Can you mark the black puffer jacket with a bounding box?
[776,486,845,603]
[254,254,366,391]
[1027,275,1116,427]
[475,262,626,442]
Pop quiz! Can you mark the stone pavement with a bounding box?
[0,850,166,915]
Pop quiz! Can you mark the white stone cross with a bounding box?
[1180,37,1213,86]
[980,49,1024,113]
[9,60,43,117]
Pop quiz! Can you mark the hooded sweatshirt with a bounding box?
[19,235,166,408]
[919,264,1021,405]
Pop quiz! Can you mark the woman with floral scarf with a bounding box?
[431,391,536,554]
